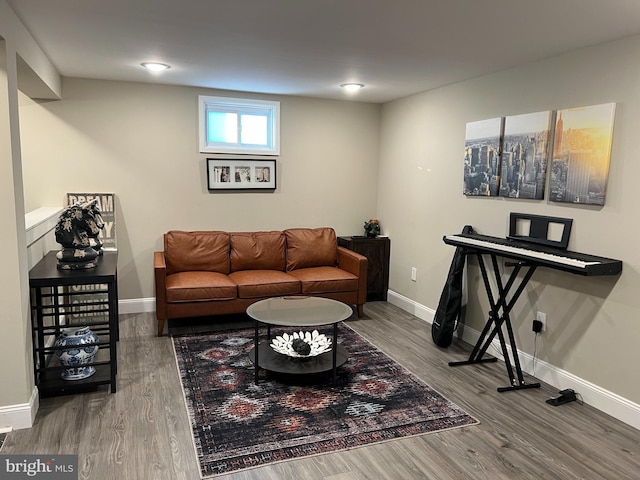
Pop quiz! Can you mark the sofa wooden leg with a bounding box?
[357,304,364,318]
[157,318,166,337]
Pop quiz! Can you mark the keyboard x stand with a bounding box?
[449,252,541,392]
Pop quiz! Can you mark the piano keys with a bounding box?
[443,232,622,276]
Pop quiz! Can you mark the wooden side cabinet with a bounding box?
[29,251,119,397]
[338,236,390,301]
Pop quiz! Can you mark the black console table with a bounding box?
[29,251,119,396]
[338,236,390,301]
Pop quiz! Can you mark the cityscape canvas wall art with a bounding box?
[463,117,504,196]
[499,111,553,200]
[549,103,616,205]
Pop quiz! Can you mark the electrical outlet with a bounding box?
[411,267,417,282]
[536,311,546,331]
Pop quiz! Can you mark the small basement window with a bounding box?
[198,95,280,155]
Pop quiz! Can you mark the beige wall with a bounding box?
[0,38,35,411]
[19,78,381,300]
[378,35,640,404]
[0,0,62,427]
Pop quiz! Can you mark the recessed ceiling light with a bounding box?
[141,62,171,72]
[340,83,364,92]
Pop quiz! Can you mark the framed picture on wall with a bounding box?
[206,158,277,190]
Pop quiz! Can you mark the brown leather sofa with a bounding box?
[154,227,368,335]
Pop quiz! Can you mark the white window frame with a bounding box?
[198,95,280,155]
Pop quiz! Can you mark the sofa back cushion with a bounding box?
[284,227,337,271]
[230,231,286,272]
[164,231,230,275]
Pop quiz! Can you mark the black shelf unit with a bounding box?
[29,251,119,397]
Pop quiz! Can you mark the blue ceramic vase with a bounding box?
[53,326,99,380]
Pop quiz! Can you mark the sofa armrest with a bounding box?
[337,246,367,275]
[337,246,368,310]
[154,251,168,335]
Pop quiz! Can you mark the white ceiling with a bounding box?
[7,0,640,103]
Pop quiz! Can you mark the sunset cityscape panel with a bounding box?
[549,103,616,205]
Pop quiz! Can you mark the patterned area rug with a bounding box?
[173,323,478,478]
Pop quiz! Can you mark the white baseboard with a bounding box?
[386,289,640,431]
[0,387,38,431]
[386,290,435,323]
[118,297,155,314]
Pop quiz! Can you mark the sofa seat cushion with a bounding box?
[287,266,358,294]
[229,270,301,299]
[166,271,237,302]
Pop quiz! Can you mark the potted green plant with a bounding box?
[363,218,381,237]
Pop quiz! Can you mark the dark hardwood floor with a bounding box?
[3,302,639,479]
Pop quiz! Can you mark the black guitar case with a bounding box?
[431,225,473,348]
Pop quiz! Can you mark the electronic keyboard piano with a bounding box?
[443,233,622,276]
[442,219,622,394]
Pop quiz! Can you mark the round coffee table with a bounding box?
[246,296,353,385]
